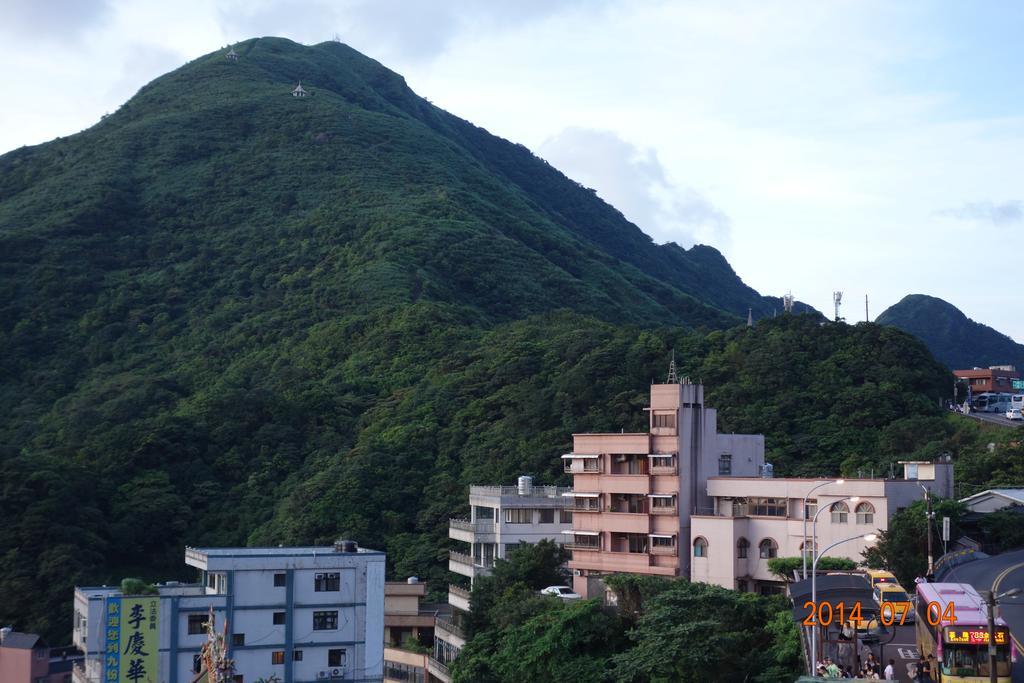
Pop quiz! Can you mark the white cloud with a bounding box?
[539,127,730,248]
[936,200,1023,225]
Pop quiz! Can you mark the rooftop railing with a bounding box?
[436,618,466,641]
[448,518,496,533]
[469,485,573,498]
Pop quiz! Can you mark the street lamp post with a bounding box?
[982,588,1021,683]
[810,532,878,671]
[920,484,934,579]
[802,479,844,579]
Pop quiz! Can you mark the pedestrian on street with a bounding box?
[883,658,896,680]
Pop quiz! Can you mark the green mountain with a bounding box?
[0,38,950,642]
[876,294,1024,370]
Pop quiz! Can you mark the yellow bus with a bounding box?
[865,569,898,591]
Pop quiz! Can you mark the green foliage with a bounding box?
[767,556,856,581]
[977,507,1024,553]
[877,294,1024,370]
[610,581,800,683]
[0,36,988,646]
[119,577,158,595]
[862,498,966,586]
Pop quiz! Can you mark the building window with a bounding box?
[653,412,676,428]
[193,655,202,674]
[313,611,338,630]
[271,651,285,665]
[293,650,303,661]
[649,454,676,471]
[855,502,875,525]
[504,543,521,555]
[750,497,787,517]
[831,502,849,524]
[505,508,533,524]
[272,612,285,625]
[759,538,778,559]
[718,454,732,475]
[800,541,817,561]
[273,573,286,587]
[232,633,245,646]
[570,533,601,550]
[737,537,749,559]
[560,509,573,524]
[188,614,209,635]
[693,537,708,557]
[328,649,347,668]
[232,677,243,683]
[610,493,648,514]
[538,508,555,524]
[906,463,919,480]
[315,572,340,592]
[651,536,675,549]
[610,453,647,475]
[737,579,748,592]
[804,500,817,520]
[651,495,676,510]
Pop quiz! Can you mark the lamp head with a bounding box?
[1002,588,1022,599]
[835,479,845,485]
[849,496,860,503]
[863,533,878,543]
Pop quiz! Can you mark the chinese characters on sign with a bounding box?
[104,596,159,683]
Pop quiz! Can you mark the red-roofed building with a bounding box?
[954,366,1021,394]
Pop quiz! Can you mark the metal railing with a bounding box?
[436,618,466,640]
[428,656,451,677]
[469,485,573,498]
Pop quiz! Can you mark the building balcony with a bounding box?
[650,505,677,515]
[448,518,496,543]
[448,550,492,578]
[564,459,603,474]
[650,545,678,556]
[436,617,466,646]
[448,584,471,612]
[428,656,451,683]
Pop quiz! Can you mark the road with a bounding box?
[940,548,1024,683]
[959,410,1024,428]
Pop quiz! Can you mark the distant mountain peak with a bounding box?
[876,294,1023,370]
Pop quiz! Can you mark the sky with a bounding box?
[1,0,1022,341]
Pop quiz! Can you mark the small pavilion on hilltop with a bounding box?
[226,46,239,61]
[292,82,307,97]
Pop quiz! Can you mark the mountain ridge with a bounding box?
[876,294,1024,370]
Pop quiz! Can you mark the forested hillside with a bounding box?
[877,294,1024,370]
[0,38,956,642]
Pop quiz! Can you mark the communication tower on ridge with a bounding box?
[782,292,794,314]
[833,291,843,322]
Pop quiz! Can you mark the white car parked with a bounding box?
[1007,408,1023,421]
[540,585,582,600]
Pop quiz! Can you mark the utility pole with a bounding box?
[985,590,997,683]
[922,485,934,579]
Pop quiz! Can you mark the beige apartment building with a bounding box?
[690,460,954,594]
[566,381,765,597]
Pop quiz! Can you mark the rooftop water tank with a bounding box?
[334,539,358,553]
[518,475,533,496]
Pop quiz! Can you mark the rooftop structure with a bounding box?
[960,488,1024,513]
[74,543,385,683]
[226,46,239,61]
[1,629,82,683]
[292,82,308,97]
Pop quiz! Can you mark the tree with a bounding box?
[767,556,856,581]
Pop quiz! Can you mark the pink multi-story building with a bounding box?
[565,381,765,597]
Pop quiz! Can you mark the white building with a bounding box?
[960,488,1024,513]
[73,542,385,683]
[690,460,954,594]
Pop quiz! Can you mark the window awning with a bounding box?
[561,453,600,459]
[561,530,600,536]
[646,494,676,499]
[562,492,600,498]
[648,453,675,458]
[648,534,675,539]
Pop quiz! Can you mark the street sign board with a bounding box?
[1013,379,1024,390]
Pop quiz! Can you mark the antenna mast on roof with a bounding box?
[666,350,679,384]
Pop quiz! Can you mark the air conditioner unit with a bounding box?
[332,668,343,677]
[573,569,582,577]
[316,672,329,680]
